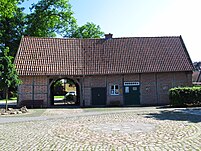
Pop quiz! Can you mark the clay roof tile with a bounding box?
[14,36,194,76]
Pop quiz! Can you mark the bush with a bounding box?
[169,86,201,106]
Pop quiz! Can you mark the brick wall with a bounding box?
[18,71,192,107]
[83,75,124,105]
[140,71,192,105]
[83,76,107,106]
[140,73,157,105]
[83,71,192,106]
[156,73,174,104]
[107,75,123,105]
[18,76,48,107]
[124,74,139,81]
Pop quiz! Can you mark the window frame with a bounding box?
[110,84,119,95]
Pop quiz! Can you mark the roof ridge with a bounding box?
[110,36,180,39]
[22,35,181,40]
[23,36,104,40]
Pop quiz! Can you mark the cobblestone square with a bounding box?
[0,107,200,151]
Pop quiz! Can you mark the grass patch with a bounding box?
[54,96,64,99]
[0,97,17,102]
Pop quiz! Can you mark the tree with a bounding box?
[193,62,201,71]
[0,0,25,56]
[0,7,25,56]
[0,47,21,111]
[25,0,77,37]
[0,0,104,102]
[1,0,104,57]
[0,0,19,18]
[69,22,104,38]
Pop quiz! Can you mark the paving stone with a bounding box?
[0,108,200,150]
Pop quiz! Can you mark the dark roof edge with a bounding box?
[22,35,181,40]
[18,70,193,77]
[179,35,195,70]
[14,35,24,64]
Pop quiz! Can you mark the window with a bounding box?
[110,85,119,95]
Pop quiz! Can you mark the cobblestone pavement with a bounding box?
[0,107,200,151]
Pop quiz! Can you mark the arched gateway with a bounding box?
[49,77,81,106]
[16,76,83,107]
[15,35,193,108]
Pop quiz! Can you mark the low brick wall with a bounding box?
[19,100,44,108]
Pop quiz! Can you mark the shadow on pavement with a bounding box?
[145,110,201,123]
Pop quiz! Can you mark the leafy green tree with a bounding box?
[25,0,77,37]
[69,22,104,38]
[0,7,25,56]
[0,0,19,18]
[0,0,104,57]
[0,47,21,111]
[54,80,63,88]
[0,0,25,56]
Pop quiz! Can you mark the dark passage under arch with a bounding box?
[49,78,80,107]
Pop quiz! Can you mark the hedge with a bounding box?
[169,86,201,106]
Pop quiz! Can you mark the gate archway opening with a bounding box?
[49,78,80,107]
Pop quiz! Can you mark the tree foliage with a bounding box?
[0,0,104,57]
[0,47,21,110]
[69,22,104,38]
[0,0,104,104]
[0,0,19,18]
[25,0,77,37]
[0,6,25,56]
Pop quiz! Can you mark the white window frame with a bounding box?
[110,84,119,95]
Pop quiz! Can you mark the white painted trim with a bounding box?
[124,82,140,86]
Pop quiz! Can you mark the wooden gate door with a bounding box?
[124,82,140,105]
[91,87,106,106]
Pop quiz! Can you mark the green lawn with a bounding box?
[0,96,64,101]
[54,95,64,99]
[0,97,17,102]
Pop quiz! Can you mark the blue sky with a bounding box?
[22,0,201,62]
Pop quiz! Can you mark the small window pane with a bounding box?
[110,84,119,95]
[111,90,114,94]
[125,87,129,93]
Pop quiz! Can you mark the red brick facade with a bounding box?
[18,71,192,107]
[18,76,48,107]
[15,36,194,107]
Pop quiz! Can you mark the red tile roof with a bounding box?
[15,36,194,76]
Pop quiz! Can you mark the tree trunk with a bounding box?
[5,88,8,112]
